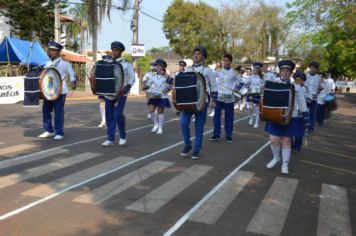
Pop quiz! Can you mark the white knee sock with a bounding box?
[271,144,281,160]
[254,106,260,124]
[100,105,105,123]
[282,148,291,165]
[249,105,254,119]
[150,112,157,126]
[158,114,164,129]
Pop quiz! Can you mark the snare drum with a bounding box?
[249,86,262,95]
[90,59,124,97]
[324,94,337,111]
[172,72,207,112]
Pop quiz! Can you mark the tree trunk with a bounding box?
[92,0,98,62]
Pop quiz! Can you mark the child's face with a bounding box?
[294,77,304,85]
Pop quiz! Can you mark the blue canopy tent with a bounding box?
[0,37,49,66]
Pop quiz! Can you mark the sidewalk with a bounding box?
[66,90,146,101]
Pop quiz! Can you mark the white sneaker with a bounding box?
[248,118,254,126]
[266,157,280,169]
[54,135,64,140]
[147,113,151,119]
[239,106,243,111]
[281,163,289,175]
[156,128,163,134]
[234,104,239,110]
[253,122,259,129]
[38,131,55,138]
[98,121,106,128]
[151,124,159,133]
[119,138,126,146]
[102,140,114,147]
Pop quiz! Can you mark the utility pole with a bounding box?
[131,0,140,69]
[54,0,61,42]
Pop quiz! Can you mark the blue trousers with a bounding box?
[42,94,66,136]
[213,101,234,138]
[292,136,303,151]
[316,104,326,125]
[105,96,127,141]
[180,105,207,154]
[307,100,317,130]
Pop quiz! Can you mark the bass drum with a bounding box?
[173,72,207,112]
[260,81,295,126]
[90,59,124,97]
[39,67,62,101]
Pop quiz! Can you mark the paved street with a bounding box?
[0,95,355,236]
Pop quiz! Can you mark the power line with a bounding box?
[140,10,163,23]
[61,0,133,10]
[140,6,162,19]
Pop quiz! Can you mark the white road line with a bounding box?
[126,165,213,213]
[0,149,69,170]
[73,160,175,204]
[0,116,249,221]
[0,118,179,168]
[163,141,270,236]
[0,152,101,190]
[189,171,255,224]
[246,177,299,236]
[0,144,37,156]
[317,184,352,236]
[21,156,135,198]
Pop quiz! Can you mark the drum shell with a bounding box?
[90,61,124,97]
[173,72,207,112]
[260,81,295,126]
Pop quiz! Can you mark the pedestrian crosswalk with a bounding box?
[0,149,353,236]
[246,177,299,236]
[0,144,37,156]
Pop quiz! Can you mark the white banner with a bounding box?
[129,73,140,96]
[131,44,145,57]
[0,76,24,104]
[336,81,356,88]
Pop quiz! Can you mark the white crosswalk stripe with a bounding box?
[246,177,299,236]
[0,144,37,156]
[189,171,255,224]
[0,149,69,170]
[73,160,175,204]
[0,152,101,190]
[21,156,135,198]
[126,165,213,213]
[317,184,352,236]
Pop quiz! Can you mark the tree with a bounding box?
[123,53,154,76]
[286,0,356,78]
[85,0,130,61]
[163,0,221,63]
[0,0,67,43]
[67,4,89,53]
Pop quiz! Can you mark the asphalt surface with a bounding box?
[0,95,355,236]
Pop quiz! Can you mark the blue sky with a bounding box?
[69,0,291,52]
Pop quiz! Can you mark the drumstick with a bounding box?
[303,129,308,147]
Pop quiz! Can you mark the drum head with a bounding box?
[89,66,96,94]
[39,68,62,100]
[196,73,207,111]
[239,86,248,96]
[113,63,124,96]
